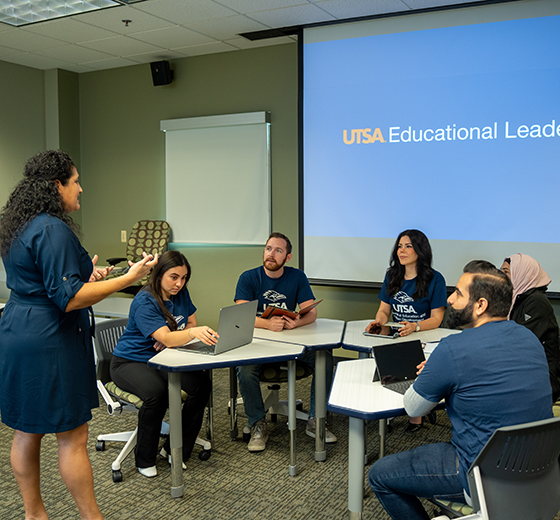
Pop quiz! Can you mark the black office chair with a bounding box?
[432,416,560,520]
[93,318,211,482]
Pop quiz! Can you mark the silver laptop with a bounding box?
[372,339,425,395]
[178,300,257,355]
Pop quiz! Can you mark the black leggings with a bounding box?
[110,355,212,468]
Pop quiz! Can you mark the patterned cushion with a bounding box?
[259,362,313,383]
[433,498,474,517]
[105,381,187,409]
[106,381,144,409]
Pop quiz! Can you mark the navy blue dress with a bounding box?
[0,213,99,433]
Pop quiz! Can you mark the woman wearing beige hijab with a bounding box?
[501,253,560,402]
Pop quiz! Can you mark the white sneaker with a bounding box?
[160,448,187,470]
[248,420,268,452]
[138,466,157,478]
[306,417,338,443]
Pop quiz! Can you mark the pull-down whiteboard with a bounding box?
[161,112,271,245]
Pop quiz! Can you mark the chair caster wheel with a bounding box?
[230,427,238,439]
[270,414,278,423]
[428,411,437,425]
[112,470,123,482]
[199,449,211,461]
[96,440,105,451]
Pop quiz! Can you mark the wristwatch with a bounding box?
[416,322,421,332]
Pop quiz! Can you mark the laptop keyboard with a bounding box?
[386,380,414,395]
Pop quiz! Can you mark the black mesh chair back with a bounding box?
[468,416,560,520]
[94,318,128,385]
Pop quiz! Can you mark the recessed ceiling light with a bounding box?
[0,0,148,27]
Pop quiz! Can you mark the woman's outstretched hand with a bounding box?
[127,252,159,283]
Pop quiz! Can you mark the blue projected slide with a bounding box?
[303,5,560,290]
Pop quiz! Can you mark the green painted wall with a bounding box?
[0,61,46,205]
[77,43,379,339]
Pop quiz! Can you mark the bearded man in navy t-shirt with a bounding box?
[368,260,552,520]
[234,232,337,452]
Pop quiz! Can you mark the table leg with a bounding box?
[206,369,214,445]
[229,366,238,439]
[168,372,184,498]
[314,349,327,462]
[379,418,387,458]
[348,416,365,519]
[288,359,297,476]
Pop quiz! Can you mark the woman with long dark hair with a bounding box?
[367,229,447,431]
[110,251,214,478]
[0,150,157,519]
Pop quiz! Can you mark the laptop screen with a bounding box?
[373,340,425,384]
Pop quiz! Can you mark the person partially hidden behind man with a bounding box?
[234,232,336,451]
[368,260,552,520]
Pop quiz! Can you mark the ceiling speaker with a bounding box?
[150,61,173,86]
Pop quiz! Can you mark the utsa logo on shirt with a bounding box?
[175,314,186,330]
[263,290,287,304]
[393,291,414,304]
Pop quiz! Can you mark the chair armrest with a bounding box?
[106,257,127,266]
[97,380,123,415]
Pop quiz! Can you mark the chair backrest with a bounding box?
[467,416,560,520]
[94,318,128,385]
[126,220,170,263]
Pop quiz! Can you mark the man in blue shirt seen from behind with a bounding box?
[234,232,336,452]
[369,260,552,520]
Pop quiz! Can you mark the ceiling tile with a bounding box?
[214,0,310,13]
[130,25,216,48]
[0,29,66,51]
[315,0,410,19]
[133,0,238,24]
[247,3,336,26]
[35,43,116,62]
[79,35,164,56]
[17,17,118,42]
[171,40,238,57]
[181,14,269,40]
[72,4,175,33]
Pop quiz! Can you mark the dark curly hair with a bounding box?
[386,229,434,300]
[0,150,79,256]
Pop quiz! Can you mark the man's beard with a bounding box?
[263,257,286,272]
[447,300,475,330]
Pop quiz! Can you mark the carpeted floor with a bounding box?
[0,364,534,520]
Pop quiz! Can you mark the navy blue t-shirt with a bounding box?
[113,288,197,363]
[234,266,314,316]
[414,320,552,491]
[379,270,447,322]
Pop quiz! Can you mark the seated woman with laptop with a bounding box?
[366,229,447,432]
[110,251,215,477]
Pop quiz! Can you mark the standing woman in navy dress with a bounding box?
[0,150,157,520]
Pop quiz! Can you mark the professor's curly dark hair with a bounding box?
[0,150,80,256]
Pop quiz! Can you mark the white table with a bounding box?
[253,318,345,461]
[148,339,305,497]
[92,296,132,318]
[342,319,461,356]
[329,358,407,519]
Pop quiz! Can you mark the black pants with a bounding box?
[110,355,212,468]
